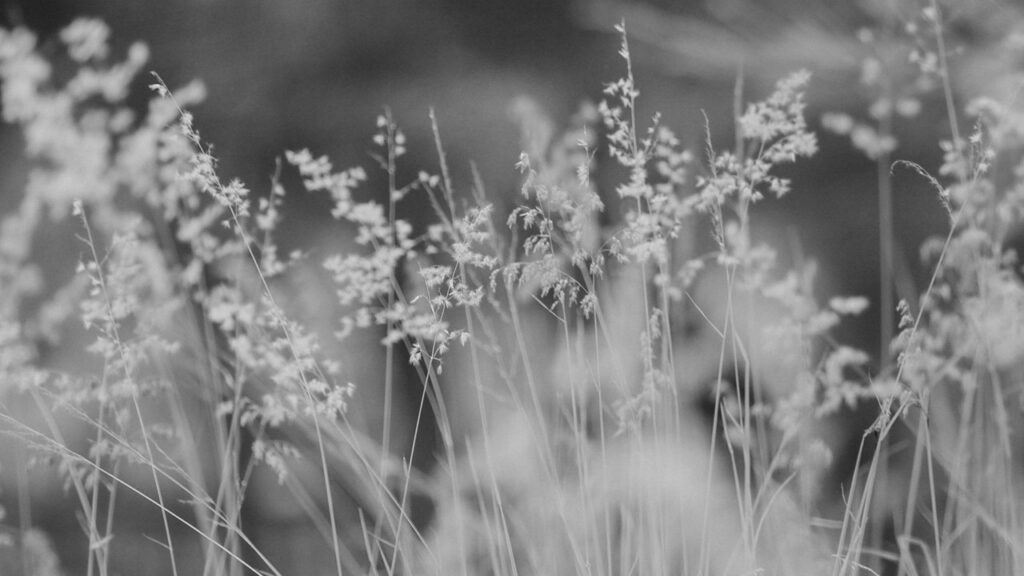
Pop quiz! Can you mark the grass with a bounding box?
[1,4,1024,575]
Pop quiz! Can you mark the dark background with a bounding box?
[2,1,1020,574]
[2,0,984,356]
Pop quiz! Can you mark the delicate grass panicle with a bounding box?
[1,4,1024,576]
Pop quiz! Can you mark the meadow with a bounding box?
[1,2,1024,575]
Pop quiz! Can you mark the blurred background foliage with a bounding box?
[5,0,1020,357]
[1,1,1024,573]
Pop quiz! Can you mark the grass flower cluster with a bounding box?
[1,4,1024,576]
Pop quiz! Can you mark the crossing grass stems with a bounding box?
[1,4,1024,575]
